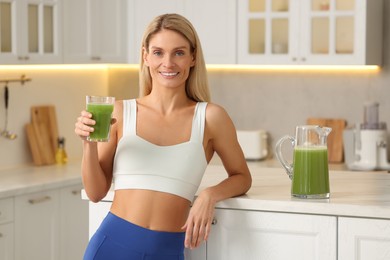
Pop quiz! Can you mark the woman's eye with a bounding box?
[153,51,162,56]
[175,51,185,56]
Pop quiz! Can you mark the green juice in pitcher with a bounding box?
[292,146,330,198]
[87,103,114,142]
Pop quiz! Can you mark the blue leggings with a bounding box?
[84,212,185,260]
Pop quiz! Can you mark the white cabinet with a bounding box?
[14,189,60,260]
[238,0,383,65]
[338,217,390,260]
[13,184,88,260]
[63,0,127,63]
[207,208,337,260]
[0,0,62,64]
[184,0,236,64]
[60,184,89,260]
[0,198,14,260]
[128,0,236,64]
[128,0,185,64]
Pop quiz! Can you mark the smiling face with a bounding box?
[143,29,195,92]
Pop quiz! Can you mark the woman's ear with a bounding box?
[190,55,195,67]
[143,47,149,66]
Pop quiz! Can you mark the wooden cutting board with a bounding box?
[25,123,44,166]
[31,106,59,155]
[307,118,347,163]
[25,105,59,165]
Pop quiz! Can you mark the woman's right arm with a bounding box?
[75,102,121,202]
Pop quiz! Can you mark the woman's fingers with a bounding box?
[74,111,95,138]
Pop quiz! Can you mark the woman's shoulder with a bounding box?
[204,102,231,125]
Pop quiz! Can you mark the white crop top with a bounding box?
[113,99,208,202]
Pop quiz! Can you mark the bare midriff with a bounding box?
[110,189,191,232]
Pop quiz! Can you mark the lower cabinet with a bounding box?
[13,184,88,260]
[207,209,337,260]
[15,189,60,260]
[338,217,390,260]
[0,197,14,260]
[60,185,89,260]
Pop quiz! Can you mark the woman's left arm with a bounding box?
[183,104,252,249]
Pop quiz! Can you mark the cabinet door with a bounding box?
[299,0,382,65]
[238,0,382,65]
[184,0,236,64]
[63,0,127,63]
[1,0,62,64]
[338,217,390,260]
[0,223,14,260]
[15,189,60,260]
[129,0,185,63]
[60,185,89,260]
[0,0,19,63]
[207,209,337,260]
[238,0,299,64]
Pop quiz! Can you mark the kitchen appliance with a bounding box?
[237,130,268,160]
[346,102,390,171]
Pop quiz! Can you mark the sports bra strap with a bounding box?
[190,102,207,143]
[122,99,136,135]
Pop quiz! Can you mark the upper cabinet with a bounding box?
[0,0,62,64]
[238,0,383,65]
[128,0,236,64]
[184,0,236,64]
[63,0,127,63]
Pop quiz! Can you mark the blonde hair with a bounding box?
[139,13,210,102]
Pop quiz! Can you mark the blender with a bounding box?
[347,102,390,171]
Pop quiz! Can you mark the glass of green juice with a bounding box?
[86,96,115,142]
[275,125,332,199]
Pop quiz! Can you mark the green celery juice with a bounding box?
[292,146,330,198]
[87,103,114,141]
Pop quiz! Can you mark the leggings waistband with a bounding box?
[97,212,185,255]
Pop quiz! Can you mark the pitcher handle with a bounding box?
[275,135,295,180]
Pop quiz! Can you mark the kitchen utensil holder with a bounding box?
[0,74,32,85]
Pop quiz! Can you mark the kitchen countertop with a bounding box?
[0,160,82,199]
[88,163,390,220]
[2,159,390,220]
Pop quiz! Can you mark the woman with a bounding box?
[75,13,251,260]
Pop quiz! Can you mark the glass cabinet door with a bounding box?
[0,1,15,56]
[301,0,357,64]
[24,0,60,62]
[238,0,295,64]
[0,0,61,64]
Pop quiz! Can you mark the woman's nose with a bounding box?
[162,55,175,67]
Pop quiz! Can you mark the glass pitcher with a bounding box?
[275,125,332,199]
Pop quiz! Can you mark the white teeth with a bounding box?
[161,72,178,76]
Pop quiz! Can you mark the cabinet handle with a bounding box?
[301,57,306,62]
[211,218,217,225]
[28,195,51,204]
[71,190,81,195]
[17,56,29,61]
[292,57,297,62]
[91,56,101,61]
[0,233,3,238]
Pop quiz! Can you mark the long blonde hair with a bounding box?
[139,13,210,102]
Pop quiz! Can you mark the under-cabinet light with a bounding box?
[205,64,380,73]
[0,64,380,73]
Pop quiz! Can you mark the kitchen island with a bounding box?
[84,164,390,260]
